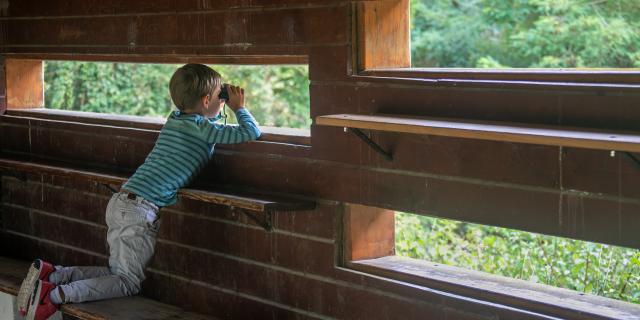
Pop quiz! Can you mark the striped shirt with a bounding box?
[122,108,261,207]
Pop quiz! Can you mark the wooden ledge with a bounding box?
[316,113,640,153]
[0,257,216,320]
[0,158,315,230]
[3,109,311,145]
[351,256,640,319]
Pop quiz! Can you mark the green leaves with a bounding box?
[411,0,640,68]
[44,62,311,129]
[395,212,640,304]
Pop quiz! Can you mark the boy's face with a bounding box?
[203,84,225,118]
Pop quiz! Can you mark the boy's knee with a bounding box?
[47,267,66,285]
[114,271,142,295]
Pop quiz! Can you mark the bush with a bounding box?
[395,212,640,303]
[45,62,311,129]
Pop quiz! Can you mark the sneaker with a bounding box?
[17,259,55,316]
[26,280,59,320]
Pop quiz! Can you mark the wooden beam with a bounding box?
[356,0,410,70]
[5,59,44,109]
[344,204,395,261]
[0,158,315,213]
[351,256,640,320]
[316,113,640,153]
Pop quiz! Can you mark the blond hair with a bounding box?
[169,64,221,111]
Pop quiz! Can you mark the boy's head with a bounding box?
[170,64,222,112]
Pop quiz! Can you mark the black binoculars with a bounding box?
[219,84,229,101]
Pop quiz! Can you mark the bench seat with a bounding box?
[0,256,216,320]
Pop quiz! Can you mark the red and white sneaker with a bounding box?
[17,259,55,316]
[26,280,59,320]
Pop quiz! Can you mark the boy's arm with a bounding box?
[204,108,261,144]
[203,84,260,144]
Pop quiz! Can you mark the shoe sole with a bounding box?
[17,261,41,315]
[25,280,42,320]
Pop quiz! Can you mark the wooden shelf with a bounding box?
[316,113,640,153]
[0,158,315,230]
[0,257,217,320]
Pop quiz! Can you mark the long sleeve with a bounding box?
[203,108,261,144]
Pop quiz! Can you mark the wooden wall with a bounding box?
[1,1,639,319]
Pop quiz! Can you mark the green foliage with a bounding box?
[395,212,640,304]
[44,62,310,128]
[214,65,311,128]
[411,0,640,68]
[45,62,176,117]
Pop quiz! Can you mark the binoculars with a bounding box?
[219,84,229,101]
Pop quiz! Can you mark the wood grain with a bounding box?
[317,113,640,153]
[356,0,410,70]
[352,256,640,320]
[0,158,315,212]
[5,59,43,109]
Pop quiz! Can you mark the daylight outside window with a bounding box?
[395,211,640,304]
[44,61,311,130]
[410,0,640,69]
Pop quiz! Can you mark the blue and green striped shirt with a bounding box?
[122,108,261,207]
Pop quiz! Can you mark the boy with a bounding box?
[17,64,261,320]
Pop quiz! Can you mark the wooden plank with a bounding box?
[357,0,410,70]
[0,158,125,185]
[0,57,6,115]
[5,59,43,109]
[3,109,311,146]
[351,256,640,320]
[5,0,348,17]
[1,6,348,53]
[62,296,216,320]
[0,158,315,212]
[316,113,640,153]
[0,257,28,296]
[344,204,394,261]
[5,53,308,65]
[359,68,640,85]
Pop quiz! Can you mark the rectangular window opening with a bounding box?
[344,204,640,317]
[394,211,640,304]
[42,61,311,132]
[410,0,640,69]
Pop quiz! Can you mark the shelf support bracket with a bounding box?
[624,152,640,170]
[236,208,273,232]
[346,127,393,161]
[101,183,118,194]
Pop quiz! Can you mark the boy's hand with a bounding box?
[226,84,245,112]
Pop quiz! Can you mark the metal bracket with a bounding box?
[624,152,640,170]
[346,127,393,161]
[236,208,273,232]
[101,183,118,194]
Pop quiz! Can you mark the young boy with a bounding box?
[17,64,261,320]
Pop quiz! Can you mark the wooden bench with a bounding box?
[0,256,215,320]
[316,113,640,161]
[0,158,316,231]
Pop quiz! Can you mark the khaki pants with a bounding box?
[48,192,160,303]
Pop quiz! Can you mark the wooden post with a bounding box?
[357,0,410,70]
[6,58,44,109]
[344,203,395,261]
[0,57,5,114]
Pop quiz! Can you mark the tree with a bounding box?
[45,62,311,129]
[411,0,640,68]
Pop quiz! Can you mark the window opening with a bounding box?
[44,61,311,129]
[410,0,640,69]
[395,211,640,303]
